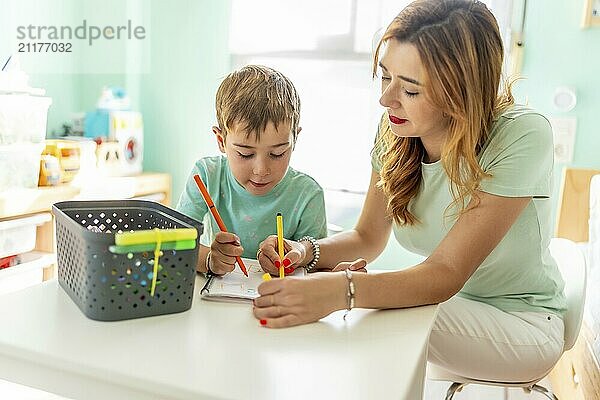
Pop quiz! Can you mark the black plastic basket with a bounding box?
[52,200,203,321]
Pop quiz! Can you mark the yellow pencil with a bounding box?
[276,212,284,278]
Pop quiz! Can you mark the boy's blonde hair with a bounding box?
[215,65,301,142]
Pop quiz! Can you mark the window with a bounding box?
[229,0,514,193]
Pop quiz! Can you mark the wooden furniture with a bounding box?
[555,168,600,242]
[0,275,438,400]
[0,173,171,287]
[582,0,600,28]
[549,167,600,400]
[549,323,600,400]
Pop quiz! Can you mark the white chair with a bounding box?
[427,238,587,400]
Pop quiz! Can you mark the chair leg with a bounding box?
[445,382,467,400]
[527,383,559,400]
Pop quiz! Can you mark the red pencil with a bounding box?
[193,174,248,277]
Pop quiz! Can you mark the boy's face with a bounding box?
[213,121,296,196]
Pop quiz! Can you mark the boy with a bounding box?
[177,65,327,276]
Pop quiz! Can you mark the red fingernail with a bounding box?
[274,260,280,268]
[283,258,291,267]
[260,319,267,326]
[284,266,294,274]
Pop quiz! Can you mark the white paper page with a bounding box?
[200,258,305,302]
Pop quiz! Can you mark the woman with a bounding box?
[254,0,565,382]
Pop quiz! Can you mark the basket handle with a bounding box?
[108,240,196,254]
[115,228,197,246]
[150,229,162,297]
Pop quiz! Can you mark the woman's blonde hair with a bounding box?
[372,0,514,225]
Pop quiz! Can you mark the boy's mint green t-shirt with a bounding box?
[372,105,566,317]
[176,155,327,258]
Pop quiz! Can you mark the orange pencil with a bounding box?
[193,174,248,277]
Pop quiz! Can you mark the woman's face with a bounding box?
[378,40,448,144]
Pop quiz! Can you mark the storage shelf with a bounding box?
[0,173,171,290]
[0,251,55,279]
[0,251,55,295]
[0,172,171,219]
[0,186,80,220]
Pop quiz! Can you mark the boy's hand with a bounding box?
[257,235,305,275]
[209,232,244,275]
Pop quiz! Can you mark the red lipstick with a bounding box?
[389,115,407,125]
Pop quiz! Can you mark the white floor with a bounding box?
[0,377,555,400]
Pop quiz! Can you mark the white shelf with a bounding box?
[0,251,55,295]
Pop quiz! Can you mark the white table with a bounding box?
[0,277,438,400]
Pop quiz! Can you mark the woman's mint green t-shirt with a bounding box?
[372,105,566,317]
[176,155,328,258]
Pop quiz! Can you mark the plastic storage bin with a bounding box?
[52,200,203,321]
[0,94,52,145]
[0,143,44,189]
[0,251,55,296]
[0,213,51,259]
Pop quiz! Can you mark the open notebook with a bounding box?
[200,258,306,302]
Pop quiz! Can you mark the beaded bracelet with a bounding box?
[343,268,355,320]
[299,236,320,272]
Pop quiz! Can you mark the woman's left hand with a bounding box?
[253,272,347,328]
[331,258,368,273]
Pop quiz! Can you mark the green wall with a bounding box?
[2,0,230,199]
[512,0,600,218]
[1,0,82,135]
[140,0,231,203]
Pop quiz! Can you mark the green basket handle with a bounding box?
[115,228,197,246]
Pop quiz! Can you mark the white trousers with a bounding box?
[428,296,564,382]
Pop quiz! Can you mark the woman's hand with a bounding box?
[331,258,368,273]
[257,235,307,275]
[208,232,243,275]
[252,272,347,328]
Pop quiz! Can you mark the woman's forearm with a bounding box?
[300,170,391,270]
[351,260,462,309]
